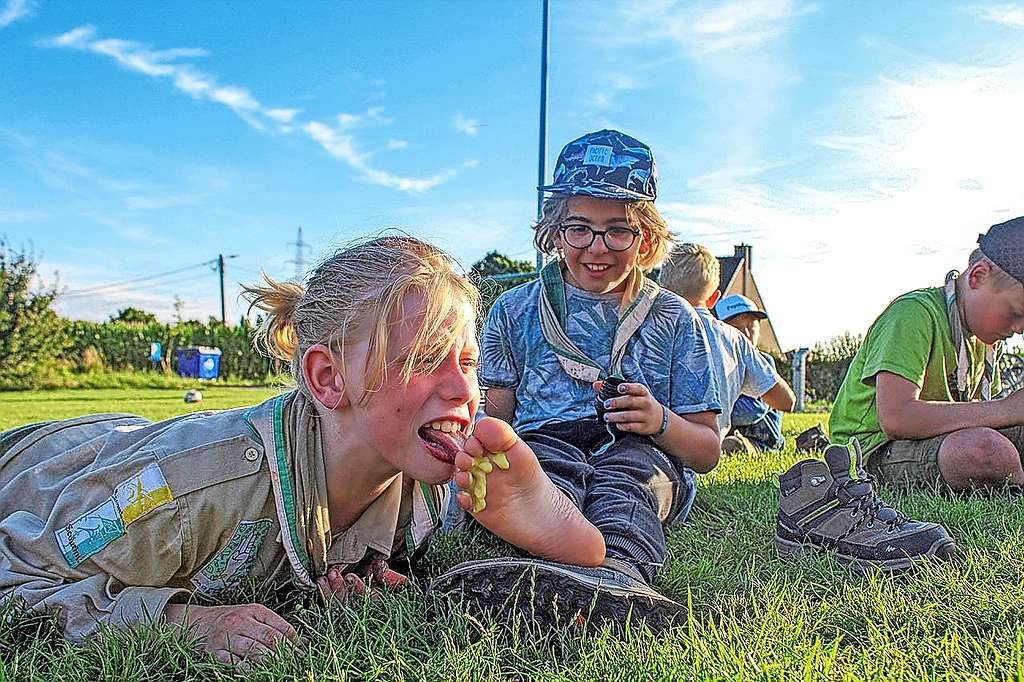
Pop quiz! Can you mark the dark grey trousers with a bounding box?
[521,419,697,583]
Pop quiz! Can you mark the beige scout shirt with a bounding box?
[0,394,447,641]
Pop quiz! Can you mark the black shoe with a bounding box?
[427,557,683,630]
[795,424,831,453]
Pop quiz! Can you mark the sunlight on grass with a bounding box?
[1,392,1021,679]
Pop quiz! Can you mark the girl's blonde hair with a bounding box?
[242,235,480,405]
[532,195,673,272]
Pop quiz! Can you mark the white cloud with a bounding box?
[39,26,471,193]
[603,0,815,56]
[0,0,35,28]
[452,112,479,136]
[667,57,1024,349]
[967,3,1024,28]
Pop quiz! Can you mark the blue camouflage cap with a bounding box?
[539,129,658,201]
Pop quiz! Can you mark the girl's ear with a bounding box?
[302,344,350,410]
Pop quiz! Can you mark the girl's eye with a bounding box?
[461,358,479,370]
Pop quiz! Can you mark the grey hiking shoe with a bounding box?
[775,443,956,570]
[427,557,683,630]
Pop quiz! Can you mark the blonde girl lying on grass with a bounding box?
[0,236,605,664]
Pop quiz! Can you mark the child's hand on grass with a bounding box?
[163,602,298,665]
[594,380,666,436]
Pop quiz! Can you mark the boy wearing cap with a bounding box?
[829,218,1024,491]
[715,293,788,453]
[435,130,721,626]
[661,245,795,450]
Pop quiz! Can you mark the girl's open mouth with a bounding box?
[417,420,466,464]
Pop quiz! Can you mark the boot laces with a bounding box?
[838,474,909,532]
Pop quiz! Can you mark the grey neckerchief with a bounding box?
[537,260,659,382]
[944,270,997,401]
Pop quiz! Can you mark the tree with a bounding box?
[470,251,536,314]
[0,239,68,387]
[111,307,158,325]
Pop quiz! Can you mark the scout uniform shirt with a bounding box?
[0,394,446,641]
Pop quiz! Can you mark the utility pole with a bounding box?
[535,0,550,272]
[217,254,238,325]
[288,226,312,281]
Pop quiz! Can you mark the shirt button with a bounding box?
[244,447,261,462]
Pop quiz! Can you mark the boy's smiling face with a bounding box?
[963,261,1024,344]
[555,196,647,295]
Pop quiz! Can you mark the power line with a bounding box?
[59,272,213,299]
[60,260,215,296]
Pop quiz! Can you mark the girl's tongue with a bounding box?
[418,425,466,464]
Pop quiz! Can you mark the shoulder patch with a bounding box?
[192,518,273,598]
[113,463,174,526]
[55,462,175,568]
[56,498,125,569]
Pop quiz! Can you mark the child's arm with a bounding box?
[876,371,1024,439]
[599,381,721,473]
[762,379,796,412]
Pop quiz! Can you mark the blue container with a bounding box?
[175,346,222,380]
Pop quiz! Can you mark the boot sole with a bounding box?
[427,558,684,631]
[774,534,956,572]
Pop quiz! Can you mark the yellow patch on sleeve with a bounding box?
[113,463,174,526]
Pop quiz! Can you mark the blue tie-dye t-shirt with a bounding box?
[479,278,721,433]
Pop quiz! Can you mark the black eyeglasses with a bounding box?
[560,224,640,252]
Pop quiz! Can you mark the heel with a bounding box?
[774,535,804,559]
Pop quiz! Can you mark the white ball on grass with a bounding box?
[184,389,203,403]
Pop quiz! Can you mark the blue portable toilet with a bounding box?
[175,346,222,380]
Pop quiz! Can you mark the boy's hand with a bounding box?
[593,380,665,436]
[163,602,298,665]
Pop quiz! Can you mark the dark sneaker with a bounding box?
[775,442,955,571]
[795,424,831,453]
[427,557,683,630]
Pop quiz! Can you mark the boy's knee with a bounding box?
[944,428,1021,484]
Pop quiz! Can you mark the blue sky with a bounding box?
[3,0,1024,348]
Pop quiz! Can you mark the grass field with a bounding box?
[2,389,1024,680]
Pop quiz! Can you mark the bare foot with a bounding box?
[454,417,606,566]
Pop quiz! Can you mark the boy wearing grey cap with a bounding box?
[829,217,1024,491]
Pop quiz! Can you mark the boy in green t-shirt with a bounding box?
[830,217,1024,490]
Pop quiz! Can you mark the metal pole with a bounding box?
[218,254,226,325]
[535,0,550,272]
[792,347,809,412]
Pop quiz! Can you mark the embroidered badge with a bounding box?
[191,519,273,598]
[113,463,174,527]
[56,498,125,569]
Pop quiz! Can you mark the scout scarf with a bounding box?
[944,270,997,401]
[270,391,330,589]
[538,260,660,382]
[265,392,444,589]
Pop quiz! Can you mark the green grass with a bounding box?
[2,392,1023,680]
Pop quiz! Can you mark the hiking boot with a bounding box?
[722,432,758,456]
[427,557,683,630]
[795,424,831,453]
[775,442,955,571]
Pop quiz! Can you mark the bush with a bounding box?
[0,239,69,388]
[775,331,863,403]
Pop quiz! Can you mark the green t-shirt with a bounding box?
[829,286,1001,456]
